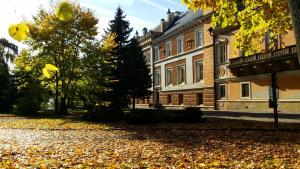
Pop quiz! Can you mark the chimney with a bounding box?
[160,18,165,32]
[142,27,148,35]
[167,9,172,22]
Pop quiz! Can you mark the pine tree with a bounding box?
[105,7,133,109]
[123,38,152,110]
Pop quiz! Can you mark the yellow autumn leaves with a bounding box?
[43,64,59,78]
[8,1,73,42]
[8,23,29,42]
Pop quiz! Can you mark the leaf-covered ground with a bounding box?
[0,115,300,168]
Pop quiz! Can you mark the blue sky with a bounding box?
[0,0,187,48]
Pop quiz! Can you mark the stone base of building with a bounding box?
[218,100,300,113]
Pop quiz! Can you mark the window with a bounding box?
[219,84,226,99]
[241,82,251,98]
[196,30,203,48]
[177,65,185,85]
[154,70,161,87]
[218,44,227,63]
[166,68,172,86]
[265,31,271,50]
[166,42,172,57]
[177,37,184,54]
[265,32,281,50]
[197,93,203,105]
[178,94,184,105]
[167,94,172,104]
[195,61,204,83]
[154,46,160,61]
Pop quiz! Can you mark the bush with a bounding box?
[86,106,203,123]
[125,107,203,124]
[15,97,41,114]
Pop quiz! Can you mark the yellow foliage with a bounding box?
[56,1,73,21]
[42,64,59,78]
[103,33,118,51]
[182,0,291,55]
[8,23,29,41]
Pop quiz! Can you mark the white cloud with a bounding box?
[140,0,168,11]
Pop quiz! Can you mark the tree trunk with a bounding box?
[60,97,67,114]
[132,96,136,110]
[288,0,300,64]
[55,73,59,114]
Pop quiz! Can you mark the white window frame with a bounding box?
[194,60,204,83]
[240,82,251,99]
[177,64,186,85]
[217,43,227,64]
[166,41,172,58]
[195,29,203,48]
[165,67,173,86]
[154,70,161,87]
[177,36,184,54]
[154,46,160,62]
[219,84,227,99]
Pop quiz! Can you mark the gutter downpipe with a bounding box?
[209,28,218,110]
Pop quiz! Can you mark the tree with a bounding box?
[105,7,133,109]
[27,2,112,114]
[183,0,300,60]
[123,38,152,110]
[13,50,45,114]
[0,38,18,112]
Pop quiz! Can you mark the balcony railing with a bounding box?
[229,45,297,67]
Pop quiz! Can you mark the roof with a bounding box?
[163,10,203,36]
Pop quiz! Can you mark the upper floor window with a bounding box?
[166,42,172,57]
[166,68,173,86]
[177,65,185,85]
[241,82,251,98]
[154,70,161,87]
[154,46,160,62]
[195,61,204,83]
[196,29,203,48]
[218,43,227,64]
[177,37,184,54]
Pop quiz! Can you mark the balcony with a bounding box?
[229,45,300,76]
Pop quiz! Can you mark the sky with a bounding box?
[0,0,187,49]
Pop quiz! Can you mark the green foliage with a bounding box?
[183,0,292,55]
[25,2,114,113]
[0,38,18,113]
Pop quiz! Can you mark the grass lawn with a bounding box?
[0,114,299,168]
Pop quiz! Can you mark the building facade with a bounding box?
[136,9,300,113]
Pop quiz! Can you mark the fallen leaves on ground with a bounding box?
[0,116,299,168]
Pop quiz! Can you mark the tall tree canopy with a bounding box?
[105,7,133,109]
[23,2,114,114]
[183,0,300,59]
[123,38,152,109]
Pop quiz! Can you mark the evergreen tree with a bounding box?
[123,38,152,109]
[105,7,133,109]
[0,38,18,112]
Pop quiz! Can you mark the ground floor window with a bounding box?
[197,93,203,105]
[241,82,251,98]
[178,94,184,105]
[219,84,227,99]
[167,94,172,104]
